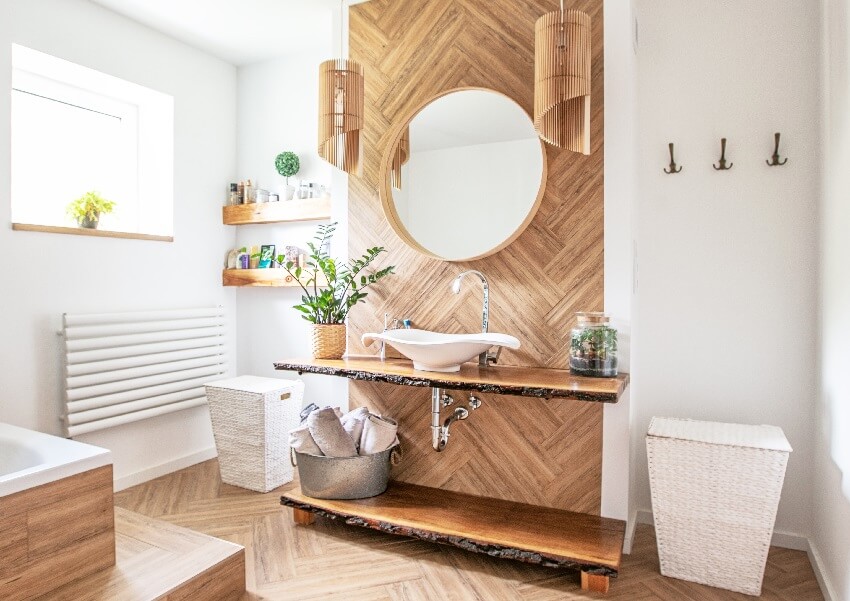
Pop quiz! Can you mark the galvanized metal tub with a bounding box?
[293,445,401,500]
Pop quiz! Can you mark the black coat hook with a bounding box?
[766,132,788,166]
[713,138,733,171]
[664,143,683,174]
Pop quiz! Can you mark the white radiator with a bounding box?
[62,307,228,437]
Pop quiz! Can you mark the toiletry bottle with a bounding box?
[228,183,238,206]
[237,181,244,204]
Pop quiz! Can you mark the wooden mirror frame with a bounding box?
[378,87,548,262]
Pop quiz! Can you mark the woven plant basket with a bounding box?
[310,323,347,359]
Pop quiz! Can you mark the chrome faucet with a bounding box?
[379,312,399,361]
[451,270,498,366]
[379,313,411,360]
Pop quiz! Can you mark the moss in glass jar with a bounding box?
[570,313,618,377]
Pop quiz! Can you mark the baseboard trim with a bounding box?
[113,446,218,492]
[808,540,838,601]
[623,510,638,555]
[636,508,653,525]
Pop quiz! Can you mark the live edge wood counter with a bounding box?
[282,482,625,594]
[273,356,629,402]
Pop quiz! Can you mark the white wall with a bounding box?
[602,0,637,529]
[235,51,349,411]
[814,0,850,597]
[632,0,821,538]
[0,0,238,486]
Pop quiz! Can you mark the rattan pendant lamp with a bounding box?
[318,1,365,174]
[533,0,591,155]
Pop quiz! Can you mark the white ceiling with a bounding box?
[89,0,338,65]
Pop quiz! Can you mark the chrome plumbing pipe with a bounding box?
[431,387,475,452]
[431,387,444,451]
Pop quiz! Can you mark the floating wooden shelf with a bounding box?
[222,269,329,288]
[274,356,628,402]
[222,197,331,225]
[282,481,625,593]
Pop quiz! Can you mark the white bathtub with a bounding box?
[0,423,112,497]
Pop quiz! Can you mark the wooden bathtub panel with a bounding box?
[0,464,113,516]
[28,483,114,560]
[0,465,115,601]
[0,513,28,579]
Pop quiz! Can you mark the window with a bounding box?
[11,44,174,239]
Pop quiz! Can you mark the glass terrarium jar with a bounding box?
[569,312,618,377]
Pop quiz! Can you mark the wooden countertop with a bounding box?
[274,356,628,402]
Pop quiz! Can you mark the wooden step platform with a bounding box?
[44,507,245,601]
[281,481,625,593]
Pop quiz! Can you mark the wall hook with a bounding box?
[766,132,788,166]
[663,143,683,174]
[713,138,733,170]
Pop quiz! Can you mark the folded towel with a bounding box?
[307,407,358,457]
[359,414,399,455]
[289,423,323,456]
[299,402,320,423]
[341,407,370,451]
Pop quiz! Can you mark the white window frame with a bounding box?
[10,44,174,239]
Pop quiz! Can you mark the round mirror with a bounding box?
[380,89,546,261]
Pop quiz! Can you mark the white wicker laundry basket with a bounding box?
[205,375,304,493]
[646,417,791,596]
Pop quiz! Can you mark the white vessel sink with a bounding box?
[361,329,520,372]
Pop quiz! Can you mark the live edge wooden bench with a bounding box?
[281,481,625,594]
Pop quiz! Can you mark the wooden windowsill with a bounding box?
[12,223,173,242]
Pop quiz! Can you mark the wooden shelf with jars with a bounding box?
[222,269,329,288]
[222,197,331,226]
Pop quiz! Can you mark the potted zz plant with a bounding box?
[66,191,115,229]
[274,151,300,200]
[278,222,394,359]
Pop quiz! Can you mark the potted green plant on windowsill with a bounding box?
[274,151,300,200]
[277,222,395,359]
[66,191,115,230]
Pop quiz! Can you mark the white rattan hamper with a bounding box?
[646,417,791,596]
[205,375,304,493]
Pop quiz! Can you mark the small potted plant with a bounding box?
[274,151,300,200]
[278,222,395,359]
[66,191,115,230]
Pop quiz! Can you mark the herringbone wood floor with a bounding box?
[114,460,823,601]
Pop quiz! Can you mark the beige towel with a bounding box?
[341,407,370,450]
[289,423,323,456]
[307,407,358,457]
[359,414,398,456]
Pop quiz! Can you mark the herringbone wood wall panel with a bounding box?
[347,0,605,514]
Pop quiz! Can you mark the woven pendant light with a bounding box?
[318,58,364,174]
[390,127,410,189]
[533,2,591,154]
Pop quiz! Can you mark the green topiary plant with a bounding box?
[66,191,115,229]
[276,222,395,324]
[274,151,300,184]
